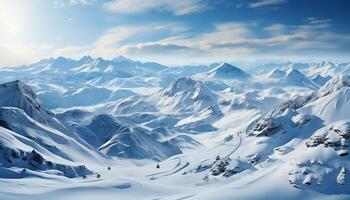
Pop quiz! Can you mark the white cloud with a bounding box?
[249,0,287,8]
[69,0,96,5]
[103,0,207,16]
[263,24,286,35]
[53,0,95,7]
[1,18,350,67]
[0,44,54,67]
[117,20,350,64]
[55,23,190,59]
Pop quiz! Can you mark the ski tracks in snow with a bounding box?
[224,133,242,159]
[147,157,189,180]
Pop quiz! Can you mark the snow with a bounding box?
[283,69,319,89]
[150,77,218,113]
[0,58,350,200]
[203,62,251,80]
[269,69,287,78]
[312,75,332,86]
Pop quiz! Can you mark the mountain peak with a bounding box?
[163,77,197,97]
[0,80,36,98]
[53,56,75,64]
[208,62,250,80]
[78,55,93,63]
[269,69,286,78]
[286,69,305,79]
[320,61,335,67]
[154,77,217,113]
[283,69,318,89]
[318,75,350,97]
[215,63,236,71]
[0,80,50,123]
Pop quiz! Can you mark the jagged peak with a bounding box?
[95,57,106,62]
[318,74,350,97]
[78,55,93,62]
[51,56,76,64]
[0,80,37,99]
[276,74,350,114]
[163,77,197,96]
[0,80,51,123]
[86,57,111,67]
[319,61,336,67]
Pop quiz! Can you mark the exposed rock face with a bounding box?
[200,156,253,181]
[318,75,350,98]
[288,160,325,187]
[211,158,229,176]
[0,146,92,178]
[276,75,350,114]
[252,117,282,137]
[151,77,218,113]
[306,122,350,155]
[0,80,53,124]
[250,109,296,137]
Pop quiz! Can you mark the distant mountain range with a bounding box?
[0,56,350,200]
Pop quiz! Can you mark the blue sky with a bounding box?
[0,0,349,67]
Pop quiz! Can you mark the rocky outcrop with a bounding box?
[306,121,350,156]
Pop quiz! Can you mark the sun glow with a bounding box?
[0,2,24,36]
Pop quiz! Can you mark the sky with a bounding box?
[0,0,349,67]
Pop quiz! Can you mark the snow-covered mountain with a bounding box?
[241,74,350,193]
[252,61,350,78]
[0,81,105,179]
[268,69,286,78]
[312,74,332,86]
[0,80,53,123]
[86,114,182,161]
[282,69,319,89]
[205,62,251,80]
[150,77,218,113]
[0,57,350,200]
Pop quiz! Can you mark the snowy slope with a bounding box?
[0,80,53,123]
[299,75,350,124]
[0,58,350,200]
[206,63,251,80]
[150,77,218,113]
[268,69,286,78]
[99,125,182,161]
[312,74,332,86]
[0,126,93,179]
[282,69,319,89]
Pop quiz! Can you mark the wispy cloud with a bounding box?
[54,0,96,7]
[63,18,349,64]
[263,24,286,35]
[69,0,96,5]
[1,17,350,66]
[103,0,207,16]
[56,22,190,59]
[249,0,287,8]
